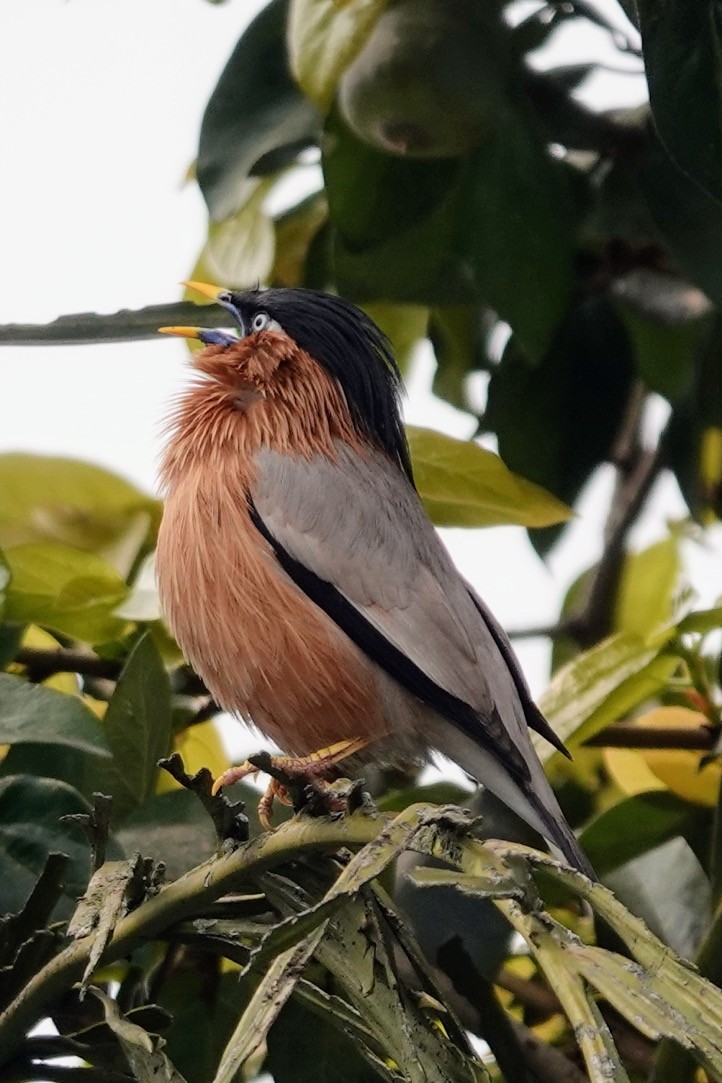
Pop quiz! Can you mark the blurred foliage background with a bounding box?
[3,0,722,1080]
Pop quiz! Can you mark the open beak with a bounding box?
[158,326,202,339]
[181,280,229,303]
[158,326,239,347]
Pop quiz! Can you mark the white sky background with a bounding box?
[1,0,719,776]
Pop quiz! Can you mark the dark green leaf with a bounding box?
[605,836,711,959]
[428,306,491,409]
[117,789,220,880]
[639,125,722,303]
[267,996,386,1083]
[89,987,188,1083]
[95,633,172,821]
[157,964,258,1083]
[324,109,459,251]
[0,673,110,757]
[0,776,93,918]
[580,792,710,879]
[198,0,320,219]
[664,315,722,519]
[0,622,23,670]
[458,107,575,360]
[485,296,636,552]
[4,543,129,643]
[637,0,722,204]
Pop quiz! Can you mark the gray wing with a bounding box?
[250,442,592,876]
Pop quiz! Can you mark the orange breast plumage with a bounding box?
[155,335,386,755]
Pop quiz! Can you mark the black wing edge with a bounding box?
[247,495,531,786]
[467,590,571,760]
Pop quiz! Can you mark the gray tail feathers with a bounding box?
[533,797,597,881]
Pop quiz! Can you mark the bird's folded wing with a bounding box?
[249,443,535,777]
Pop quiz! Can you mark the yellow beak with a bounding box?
[181,280,229,303]
[158,326,201,339]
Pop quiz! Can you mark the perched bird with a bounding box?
[157,283,593,878]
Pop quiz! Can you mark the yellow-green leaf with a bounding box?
[552,535,682,671]
[288,0,392,112]
[407,426,572,528]
[4,542,129,643]
[189,177,275,287]
[537,629,678,763]
[363,302,428,373]
[0,454,160,571]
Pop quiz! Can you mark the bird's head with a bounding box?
[160,283,413,481]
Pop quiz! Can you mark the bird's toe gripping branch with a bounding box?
[211,737,371,831]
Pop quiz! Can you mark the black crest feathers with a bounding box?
[228,287,414,483]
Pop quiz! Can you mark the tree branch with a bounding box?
[0,810,389,1065]
[0,302,233,347]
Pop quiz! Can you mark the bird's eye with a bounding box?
[252,312,270,333]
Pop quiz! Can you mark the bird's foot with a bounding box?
[211,737,370,831]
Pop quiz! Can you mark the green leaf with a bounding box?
[428,306,491,410]
[361,302,428,374]
[266,996,386,1083]
[0,673,110,757]
[639,126,722,303]
[0,624,22,671]
[190,177,277,290]
[90,987,188,1083]
[324,109,460,253]
[117,789,220,881]
[486,296,636,552]
[198,0,320,220]
[0,453,160,567]
[536,628,678,762]
[618,302,702,403]
[272,191,328,288]
[0,776,93,918]
[580,792,710,879]
[288,0,392,112]
[459,108,574,360]
[3,542,129,643]
[637,0,722,205]
[678,606,722,636]
[605,837,711,960]
[407,426,572,528]
[213,925,329,1083]
[96,633,172,821]
[324,112,468,304]
[158,967,258,1083]
[552,536,682,671]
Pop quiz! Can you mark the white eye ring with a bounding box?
[251,312,270,332]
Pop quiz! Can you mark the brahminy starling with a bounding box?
[157,283,593,878]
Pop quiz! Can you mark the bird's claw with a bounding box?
[211,737,370,831]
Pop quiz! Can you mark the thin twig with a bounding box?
[566,384,665,648]
[584,723,717,750]
[14,647,122,681]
